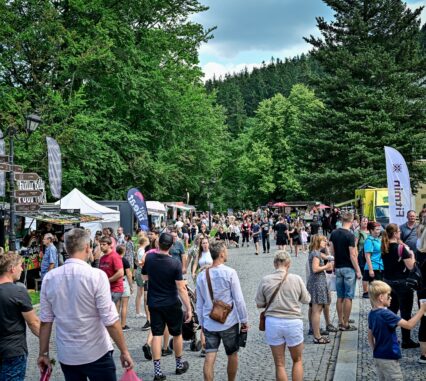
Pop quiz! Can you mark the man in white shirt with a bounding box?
[38,228,133,381]
[196,241,249,381]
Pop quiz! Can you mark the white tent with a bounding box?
[55,188,120,234]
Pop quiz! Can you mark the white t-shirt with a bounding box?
[137,248,145,263]
[199,251,213,268]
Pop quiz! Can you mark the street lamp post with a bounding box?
[207,190,212,231]
[8,113,41,251]
[202,178,216,232]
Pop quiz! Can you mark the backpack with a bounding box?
[398,245,423,291]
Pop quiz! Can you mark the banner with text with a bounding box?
[46,137,62,199]
[127,188,149,231]
[384,146,412,225]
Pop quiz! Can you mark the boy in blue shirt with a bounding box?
[368,280,426,380]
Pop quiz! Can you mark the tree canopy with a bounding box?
[0,0,425,210]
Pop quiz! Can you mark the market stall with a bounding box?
[56,188,120,234]
[18,209,101,289]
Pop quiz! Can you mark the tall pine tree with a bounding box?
[303,0,426,201]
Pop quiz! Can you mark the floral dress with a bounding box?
[307,250,330,304]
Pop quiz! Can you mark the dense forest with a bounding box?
[0,0,425,209]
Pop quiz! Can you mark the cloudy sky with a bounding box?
[194,0,425,80]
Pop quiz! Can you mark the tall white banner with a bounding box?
[46,137,62,199]
[384,146,412,225]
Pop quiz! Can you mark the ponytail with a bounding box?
[381,223,398,255]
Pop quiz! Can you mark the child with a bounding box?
[368,281,426,380]
[301,227,309,252]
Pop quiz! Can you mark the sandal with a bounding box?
[326,324,338,333]
[313,336,330,344]
[339,324,357,331]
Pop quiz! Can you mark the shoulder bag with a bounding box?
[398,244,423,291]
[206,268,233,324]
[259,271,289,331]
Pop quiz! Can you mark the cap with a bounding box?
[159,232,174,247]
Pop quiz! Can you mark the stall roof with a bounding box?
[147,201,166,214]
[164,202,196,211]
[16,210,101,225]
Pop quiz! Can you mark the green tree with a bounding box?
[223,85,323,207]
[0,0,225,203]
[303,0,426,201]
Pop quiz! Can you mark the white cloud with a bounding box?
[200,42,311,81]
[201,62,261,81]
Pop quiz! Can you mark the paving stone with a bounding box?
[25,243,341,380]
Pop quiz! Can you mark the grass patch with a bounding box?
[28,290,40,305]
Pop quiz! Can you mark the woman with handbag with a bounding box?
[191,236,213,357]
[255,251,311,381]
[307,235,334,344]
[381,223,419,349]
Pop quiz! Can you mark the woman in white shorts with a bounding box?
[256,251,311,381]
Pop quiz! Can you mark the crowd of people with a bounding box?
[0,205,426,381]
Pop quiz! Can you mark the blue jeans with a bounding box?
[0,354,27,381]
[335,267,356,299]
[60,351,116,381]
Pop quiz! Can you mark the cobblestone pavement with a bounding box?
[25,242,341,381]
[356,284,425,380]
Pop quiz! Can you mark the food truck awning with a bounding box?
[334,199,356,208]
[16,210,102,225]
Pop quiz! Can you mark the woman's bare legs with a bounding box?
[270,344,287,381]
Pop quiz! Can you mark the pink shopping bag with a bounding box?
[119,369,143,381]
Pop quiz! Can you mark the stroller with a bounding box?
[169,285,202,352]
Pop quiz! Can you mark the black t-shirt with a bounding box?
[382,243,411,280]
[260,222,271,234]
[215,232,227,240]
[330,228,355,269]
[0,283,33,359]
[122,257,130,271]
[144,252,183,307]
[274,223,288,237]
[310,221,320,235]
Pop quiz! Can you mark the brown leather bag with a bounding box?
[259,272,288,331]
[206,268,233,324]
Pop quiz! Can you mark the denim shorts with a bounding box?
[265,316,303,347]
[135,267,144,288]
[0,354,27,381]
[335,267,356,299]
[111,292,123,303]
[204,323,239,356]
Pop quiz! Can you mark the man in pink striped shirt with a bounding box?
[38,228,134,381]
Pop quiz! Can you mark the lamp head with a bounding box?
[26,113,41,133]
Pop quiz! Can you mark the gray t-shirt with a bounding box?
[399,222,418,252]
[0,283,33,358]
